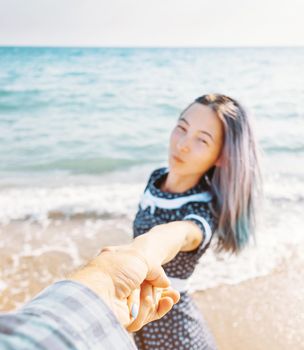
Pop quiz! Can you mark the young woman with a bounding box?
[131,94,261,349]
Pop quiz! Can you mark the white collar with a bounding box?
[140,188,212,215]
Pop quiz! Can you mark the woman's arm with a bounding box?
[131,221,203,266]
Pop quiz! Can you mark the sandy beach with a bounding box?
[1,220,303,349]
[0,220,131,310]
[193,255,304,350]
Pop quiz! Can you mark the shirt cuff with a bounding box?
[20,280,135,349]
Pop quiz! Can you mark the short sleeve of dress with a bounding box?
[182,202,217,256]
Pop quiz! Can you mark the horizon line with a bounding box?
[1,44,304,49]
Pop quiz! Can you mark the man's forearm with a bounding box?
[0,281,136,350]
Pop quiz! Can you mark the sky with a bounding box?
[0,0,303,47]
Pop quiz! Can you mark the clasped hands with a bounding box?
[70,239,180,332]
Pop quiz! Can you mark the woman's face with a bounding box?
[169,102,224,177]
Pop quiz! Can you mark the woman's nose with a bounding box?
[177,137,190,153]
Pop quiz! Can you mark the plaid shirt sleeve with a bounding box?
[0,280,137,350]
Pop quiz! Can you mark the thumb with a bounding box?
[145,265,170,288]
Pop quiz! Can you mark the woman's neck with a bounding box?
[161,171,202,193]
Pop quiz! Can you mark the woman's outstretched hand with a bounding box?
[127,281,179,332]
[70,243,180,330]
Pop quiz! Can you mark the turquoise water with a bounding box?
[1,47,303,175]
[0,46,303,220]
[0,47,304,291]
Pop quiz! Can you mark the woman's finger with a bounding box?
[146,288,180,322]
[160,288,180,304]
[154,296,174,319]
[127,285,179,331]
[127,288,141,322]
[127,281,155,332]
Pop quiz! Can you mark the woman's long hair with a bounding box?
[193,94,262,253]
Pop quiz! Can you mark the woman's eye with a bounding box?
[177,125,186,132]
[199,138,208,145]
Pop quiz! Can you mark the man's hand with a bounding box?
[70,244,179,329]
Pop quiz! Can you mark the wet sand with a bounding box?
[1,221,303,349]
[0,220,131,310]
[193,255,304,350]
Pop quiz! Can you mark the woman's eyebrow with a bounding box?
[179,117,189,125]
[179,117,214,142]
[199,130,214,142]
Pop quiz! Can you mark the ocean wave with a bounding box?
[263,144,304,154]
[0,88,42,97]
[0,182,143,225]
[0,170,303,226]
[3,157,149,175]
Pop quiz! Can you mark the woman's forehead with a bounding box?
[181,103,220,127]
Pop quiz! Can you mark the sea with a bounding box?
[0,47,303,304]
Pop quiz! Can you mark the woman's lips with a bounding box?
[172,155,184,163]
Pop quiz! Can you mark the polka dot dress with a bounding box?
[133,168,218,350]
